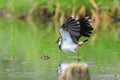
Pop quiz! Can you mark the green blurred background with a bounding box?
[0,0,120,80]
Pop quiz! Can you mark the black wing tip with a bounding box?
[78,16,93,37]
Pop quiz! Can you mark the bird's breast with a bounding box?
[61,42,77,53]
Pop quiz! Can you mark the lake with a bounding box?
[0,19,120,80]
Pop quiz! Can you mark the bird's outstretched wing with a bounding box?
[59,28,73,43]
[60,17,93,44]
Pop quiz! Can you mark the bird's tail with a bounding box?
[77,16,93,37]
[77,39,88,47]
[83,39,88,42]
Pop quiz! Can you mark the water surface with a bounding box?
[0,19,120,80]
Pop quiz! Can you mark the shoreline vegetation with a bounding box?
[0,0,120,40]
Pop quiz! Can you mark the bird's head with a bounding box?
[56,37,63,50]
[56,37,63,46]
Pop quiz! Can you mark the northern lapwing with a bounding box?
[56,16,93,56]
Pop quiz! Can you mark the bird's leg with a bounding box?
[76,51,80,56]
[76,51,81,61]
[76,40,88,61]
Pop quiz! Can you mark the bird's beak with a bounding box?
[55,39,59,43]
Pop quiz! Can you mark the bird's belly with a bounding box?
[61,43,77,52]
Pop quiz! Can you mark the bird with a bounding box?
[56,16,93,56]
